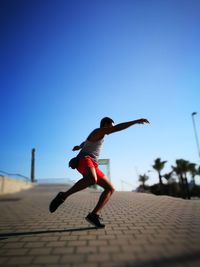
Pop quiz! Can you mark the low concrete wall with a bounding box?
[0,176,35,195]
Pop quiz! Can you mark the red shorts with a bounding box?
[76,156,105,182]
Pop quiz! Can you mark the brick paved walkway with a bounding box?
[0,184,200,267]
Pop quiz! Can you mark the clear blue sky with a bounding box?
[1,0,200,190]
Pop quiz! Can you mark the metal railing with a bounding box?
[0,170,29,182]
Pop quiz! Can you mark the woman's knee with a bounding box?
[89,176,97,185]
[104,185,115,194]
[98,176,115,194]
[110,186,115,194]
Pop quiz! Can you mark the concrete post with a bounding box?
[31,148,35,183]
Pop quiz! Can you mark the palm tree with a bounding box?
[197,166,200,177]
[139,174,149,190]
[152,158,167,193]
[188,163,197,185]
[196,166,200,191]
[172,159,190,199]
[163,171,173,183]
[163,171,176,196]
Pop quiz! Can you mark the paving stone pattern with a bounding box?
[0,184,200,267]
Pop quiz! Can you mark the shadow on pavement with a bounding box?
[0,226,97,240]
[125,251,200,267]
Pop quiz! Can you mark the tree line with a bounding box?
[138,158,200,199]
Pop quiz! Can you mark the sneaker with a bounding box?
[49,192,65,213]
[85,212,105,228]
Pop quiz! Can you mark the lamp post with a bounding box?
[191,112,200,159]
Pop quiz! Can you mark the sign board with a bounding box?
[98,159,111,180]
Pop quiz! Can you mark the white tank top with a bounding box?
[78,138,104,162]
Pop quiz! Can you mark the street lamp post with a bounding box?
[191,112,200,159]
